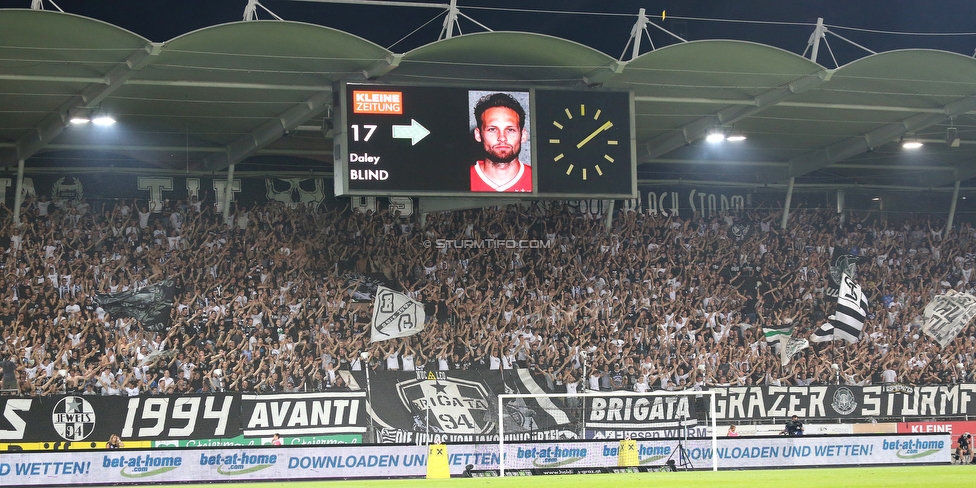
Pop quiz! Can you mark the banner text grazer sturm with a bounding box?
[709,384,976,421]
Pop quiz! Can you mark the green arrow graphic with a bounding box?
[392,119,430,145]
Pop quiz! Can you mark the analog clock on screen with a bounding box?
[535,90,632,195]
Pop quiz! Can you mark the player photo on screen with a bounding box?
[467,91,532,193]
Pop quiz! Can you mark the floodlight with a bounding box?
[92,115,116,126]
[68,107,115,126]
[901,136,922,149]
[705,131,725,143]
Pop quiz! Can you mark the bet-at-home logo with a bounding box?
[396,377,492,434]
[52,396,96,441]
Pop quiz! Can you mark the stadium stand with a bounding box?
[0,194,972,399]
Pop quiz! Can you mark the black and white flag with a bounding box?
[783,336,810,366]
[828,273,869,343]
[829,253,858,284]
[727,222,751,242]
[370,286,426,342]
[763,323,809,365]
[825,253,858,300]
[94,280,176,332]
[921,291,976,348]
[811,318,836,343]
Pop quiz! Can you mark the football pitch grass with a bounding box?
[132,464,973,488]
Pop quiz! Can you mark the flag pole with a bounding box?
[361,351,374,443]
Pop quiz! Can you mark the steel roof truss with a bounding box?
[638,70,828,164]
[206,91,331,171]
[2,42,160,167]
[918,162,976,188]
[766,95,976,183]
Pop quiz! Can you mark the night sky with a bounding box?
[3,0,975,63]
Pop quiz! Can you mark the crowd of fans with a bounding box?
[1,193,975,398]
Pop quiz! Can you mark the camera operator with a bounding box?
[780,415,804,436]
[956,432,972,464]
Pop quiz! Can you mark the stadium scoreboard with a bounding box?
[334,82,636,198]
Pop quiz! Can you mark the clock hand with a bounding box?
[576,120,614,149]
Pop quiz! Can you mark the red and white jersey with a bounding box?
[470,161,532,192]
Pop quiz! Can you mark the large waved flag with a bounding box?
[763,323,794,365]
[824,253,858,302]
[921,290,976,348]
[370,286,426,343]
[94,280,176,332]
[829,273,869,343]
[763,323,792,343]
[782,337,809,366]
[811,319,835,343]
[829,253,858,286]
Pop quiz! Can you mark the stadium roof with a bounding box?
[1,6,976,193]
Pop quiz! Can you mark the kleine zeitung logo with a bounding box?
[352,91,403,114]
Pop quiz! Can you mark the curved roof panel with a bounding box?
[608,40,827,157]
[153,21,390,86]
[395,32,616,86]
[0,10,148,66]
[0,10,151,142]
[105,21,391,158]
[615,40,823,99]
